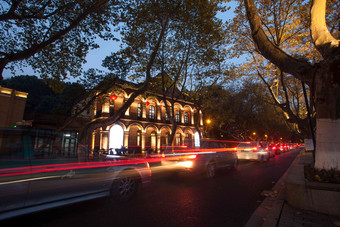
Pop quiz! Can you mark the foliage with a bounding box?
[223,0,340,138]
[0,0,120,81]
[305,164,340,184]
[201,82,295,142]
[104,0,226,84]
[242,0,340,170]
[0,75,85,115]
[100,0,227,144]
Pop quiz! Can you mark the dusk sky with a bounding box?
[3,2,237,82]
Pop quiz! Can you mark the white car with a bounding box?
[236,141,270,161]
[0,127,151,220]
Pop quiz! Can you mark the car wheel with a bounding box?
[260,155,265,162]
[206,163,216,178]
[233,158,238,169]
[110,171,139,202]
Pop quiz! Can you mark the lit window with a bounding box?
[175,110,180,122]
[137,131,141,146]
[149,105,155,119]
[137,103,142,117]
[184,112,189,123]
[151,132,156,149]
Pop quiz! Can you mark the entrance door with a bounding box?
[109,125,124,153]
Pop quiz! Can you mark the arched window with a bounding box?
[195,132,200,147]
[184,111,189,123]
[137,103,142,118]
[149,105,155,119]
[151,132,156,150]
[175,110,180,122]
[137,131,141,146]
[165,112,169,121]
[109,125,124,150]
[175,133,181,146]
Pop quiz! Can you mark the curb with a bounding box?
[244,149,302,227]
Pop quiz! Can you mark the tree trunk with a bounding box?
[313,57,340,170]
[243,0,340,170]
[315,118,340,170]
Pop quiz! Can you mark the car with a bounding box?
[277,143,288,153]
[269,144,280,155]
[161,140,238,178]
[0,127,151,220]
[235,141,270,161]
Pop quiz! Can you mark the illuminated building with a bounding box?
[0,86,28,127]
[89,79,204,154]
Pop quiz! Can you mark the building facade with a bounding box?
[0,86,28,127]
[90,85,204,154]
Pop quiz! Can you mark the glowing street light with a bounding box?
[206,119,211,124]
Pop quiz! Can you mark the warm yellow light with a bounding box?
[178,161,193,168]
[253,132,256,135]
[206,119,211,124]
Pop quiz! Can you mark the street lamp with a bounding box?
[205,119,211,138]
[251,132,257,141]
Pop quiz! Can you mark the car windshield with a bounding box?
[237,142,257,148]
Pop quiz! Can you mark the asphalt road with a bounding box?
[1,149,300,227]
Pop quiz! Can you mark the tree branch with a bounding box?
[310,0,340,57]
[243,0,314,84]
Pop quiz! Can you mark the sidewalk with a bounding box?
[245,150,340,227]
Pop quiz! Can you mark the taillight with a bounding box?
[253,147,258,152]
[265,147,268,151]
[188,154,197,159]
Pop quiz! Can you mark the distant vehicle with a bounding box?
[0,127,151,220]
[277,143,289,153]
[161,140,238,178]
[269,144,280,155]
[236,141,270,161]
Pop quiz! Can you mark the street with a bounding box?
[1,149,300,227]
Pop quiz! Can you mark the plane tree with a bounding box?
[98,0,226,146]
[242,0,340,170]
[65,0,227,148]
[0,0,119,84]
[224,0,326,139]
[200,82,294,142]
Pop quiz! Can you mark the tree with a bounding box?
[0,0,119,82]
[74,0,172,147]
[243,0,340,170]
[225,0,321,139]
[101,0,226,146]
[200,82,294,142]
[0,75,86,115]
